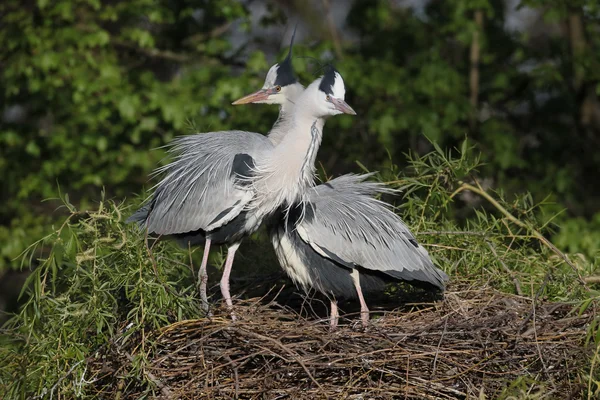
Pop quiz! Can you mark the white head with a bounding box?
[298,66,356,119]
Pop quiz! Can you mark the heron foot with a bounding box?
[329,300,339,330]
[198,276,210,314]
[360,310,370,328]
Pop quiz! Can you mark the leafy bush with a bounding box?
[1,147,598,398]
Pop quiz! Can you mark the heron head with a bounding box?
[232,26,302,106]
[311,65,356,117]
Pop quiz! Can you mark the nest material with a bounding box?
[91,288,593,399]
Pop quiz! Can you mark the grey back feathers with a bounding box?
[288,173,448,290]
[131,131,274,237]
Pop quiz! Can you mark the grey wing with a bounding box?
[140,131,273,235]
[294,174,448,290]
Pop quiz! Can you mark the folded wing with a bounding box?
[130,131,273,236]
[293,174,448,289]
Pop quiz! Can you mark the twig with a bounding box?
[29,360,84,400]
[222,354,240,398]
[419,230,489,237]
[486,240,523,295]
[124,352,173,398]
[182,22,232,47]
[431,316,448,379]
[531,284,550,381]
[321,0,343,59]
[584,276,600,284]
[236,328,325,394]
[450,182,588,289]
[469,10,484,131]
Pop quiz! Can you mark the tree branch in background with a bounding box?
[469,10,484,132]
[568,11,585,92]
[112,38,192,63]
[322,0,343,59]
[182,22,232,48]
[568,10,600,132]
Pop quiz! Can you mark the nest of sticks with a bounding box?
[90,287,593,399]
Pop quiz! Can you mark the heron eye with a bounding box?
[326,95,331,101]
[275,86,282,92]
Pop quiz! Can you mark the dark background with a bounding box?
[1,0,599,289]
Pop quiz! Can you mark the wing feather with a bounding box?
[295,174,448,289]
[137,131,273,235]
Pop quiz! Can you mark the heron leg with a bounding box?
[351,269,369,327]
[329,299,339,330]
[220,242,240,319]
[198,238,211,313]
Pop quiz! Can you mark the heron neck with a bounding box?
[267,101,294,146]
[248,108,325,219]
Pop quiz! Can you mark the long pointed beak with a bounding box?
[232,89,270,105]
[331,97,357,115]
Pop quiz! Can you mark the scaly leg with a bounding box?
[330,300,339,330]
[351,269,369,327]
[220,242,240,319]
[198,238,211,313]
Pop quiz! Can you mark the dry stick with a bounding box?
[531,284,551,383]
[222,354,240,398]
[450,182,589,289]
[419,230,489,237]
[405,354,410,399]
[486,240,523,295]
[123,352,173,398]
[431,316,449,378]
[584,276,600,284]
[237,328,325,394]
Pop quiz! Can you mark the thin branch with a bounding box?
[112,38,192,63]
[486,240,523,296]
[418,230,489,237]
[236,328,325,394]
[469,10,484,131]
[584,276,600,284]
[322,0,343,59]
[450,182,589,289]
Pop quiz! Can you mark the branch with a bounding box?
[469,10,484,131]
[322,0,343,59]
[584,276,600,284]
[486,240,523,296]
[112,38,192,63]
[450,182,589,289]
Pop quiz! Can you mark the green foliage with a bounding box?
[1,197,203,398]
[0,0,262,270]
[1,146,597,398]
[2,0,600,271]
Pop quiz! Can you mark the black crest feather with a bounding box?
[274,24,298,87]
[318,65,337,95]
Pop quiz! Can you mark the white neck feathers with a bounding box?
[246,88,325,219]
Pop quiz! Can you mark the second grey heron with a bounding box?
[270,174,448,328]
[239,66,448,327]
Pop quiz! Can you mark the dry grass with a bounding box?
[89,287,593,399]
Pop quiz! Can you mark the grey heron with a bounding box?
[128,43,356,315]
[269,174,448,328]
[128,34,303,312]
[238,67,448,328]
